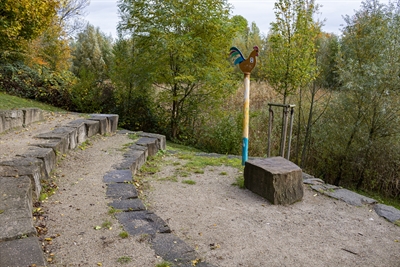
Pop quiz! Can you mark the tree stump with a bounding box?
[244,157,303,205]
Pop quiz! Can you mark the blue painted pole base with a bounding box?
[242,137,248,166]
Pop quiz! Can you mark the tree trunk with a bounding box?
[301,81,316,168]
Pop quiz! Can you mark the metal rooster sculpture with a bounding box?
[229,46,259,74]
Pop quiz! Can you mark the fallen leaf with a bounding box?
[0,210,4,214]
[94,226,102,230]
[97,263,102,266]
[45,237,52,241]
[192,258,201,266]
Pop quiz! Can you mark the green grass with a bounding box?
[182,179,196,185]
[0,91,66,112]
[354,189,400,211]
[156,262,172,267]
[119,231,129,238]
[117,256,132,264]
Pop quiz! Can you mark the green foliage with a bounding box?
[70,24,116,113]
[118,0,237,140]
[0,62,75,109]
[194,111,242,155]
[265,0,320,103]
[110,39,159,131]
[0,0,58,55]
[309,0,400,198]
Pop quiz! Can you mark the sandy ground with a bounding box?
[1,112,400,266]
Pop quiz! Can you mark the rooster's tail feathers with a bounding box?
[229,46,245,65]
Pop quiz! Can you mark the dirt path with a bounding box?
[1,112,400,266]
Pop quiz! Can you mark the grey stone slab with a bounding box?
[70,119,100,137]
[244,157,303,205]
[116,147,147,175]
[88,116,108,135]
[374,204,400,223]
[0,164,43,201]
[311,185,377,206]
[0,110,23,133]
[31,138,69,161]
[90,114,119,134]
[66,120,87,144]
[108,199,146,211]
[137,137,159,157]
[22,108,44,125]
[0,176,36,241]
[51,126,78,150]
[115,211,171,236]
[103,170,133,183]
[0,237,46,267]
[139,132,166,150]
[18,147,56,179]
[151,233,197,266]
[106,183,138,199]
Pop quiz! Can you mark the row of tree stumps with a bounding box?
[229,46,303,205]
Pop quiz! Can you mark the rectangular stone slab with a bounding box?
[18,147,56,179]
[108,199,146,211]
[139,132,166,150]
[136,137,159,157]
[116,211,171,236]
[103,170,133,183]
[0,176,36,241]
[106,183,138,199]
[22,108,44,125]
[0,237,46,267]
[244,157,303,205]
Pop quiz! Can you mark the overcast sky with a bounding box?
[84,0,390,39]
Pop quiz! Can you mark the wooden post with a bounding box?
[242,73,251,165]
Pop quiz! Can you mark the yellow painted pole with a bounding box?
[242,73,250,165]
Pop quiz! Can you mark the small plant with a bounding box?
[156,261,172,267]
[119,231,129,238]
[232,176,245,189]
[102,220,112,230]
[182,179,196,185]
[78,140,91,150]
[108,206,122,215]
[219,171,228,175]
[117,256,132,264]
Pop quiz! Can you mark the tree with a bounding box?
[110,38,157,131]
[335,0,400,188]
[118,0,236,140]
[58,0,90,37]
[264,0,320,162]
[70,24,114,112]
[300,33,339,168]
[0,0,58,56]
[265,0,320,104]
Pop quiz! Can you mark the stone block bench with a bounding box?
[244,157,304,205]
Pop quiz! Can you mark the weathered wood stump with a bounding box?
[244,157,303,205]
